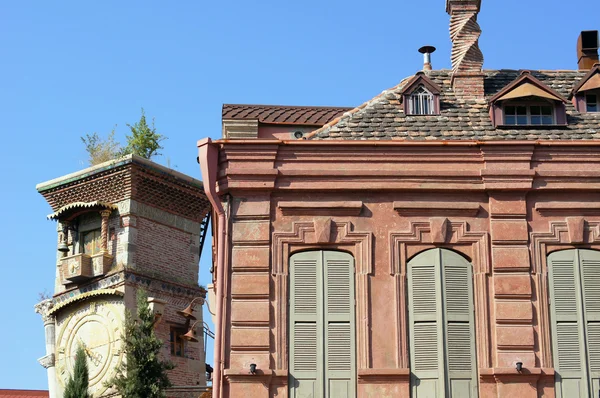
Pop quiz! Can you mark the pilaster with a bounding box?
[35,299,57,398]
[226,194,272,397]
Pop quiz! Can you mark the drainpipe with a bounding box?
[198,138,226,398]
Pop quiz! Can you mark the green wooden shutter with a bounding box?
[324,251,356,398]
[289,251,323,397]
[548,249,588,398]
[408,249,444,398]
[580,249,600,397]
[441,249,478,398]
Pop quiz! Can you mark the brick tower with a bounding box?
[34,155,211,398]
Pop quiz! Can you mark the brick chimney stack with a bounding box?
[447,0,485,99]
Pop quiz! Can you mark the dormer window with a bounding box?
[489,71,568,128]
[409,86,435,115]
[586,93,598,112]
[570,64,600,113]
[503,103,554,125]
[400,72,442,116]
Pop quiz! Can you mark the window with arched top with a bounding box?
[548,249,600,398]
[409,86,436,115]
[408,248,478,398]
[288,250,356,398]
[400,72,442,116]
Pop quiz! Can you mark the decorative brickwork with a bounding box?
[447,0,484,74]
[37,155,210,222]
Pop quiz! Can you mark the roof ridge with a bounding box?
[222,103,353,111]
[305,76,414,140]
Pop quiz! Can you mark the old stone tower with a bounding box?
[34,155,211,398]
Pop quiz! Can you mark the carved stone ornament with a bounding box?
[38,353,55,369]
[34,299,55,324]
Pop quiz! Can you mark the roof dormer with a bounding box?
[489,71,568,127]
[570,64,600,113]
[400,72,442,115]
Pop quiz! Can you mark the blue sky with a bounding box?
[1,0,599,390]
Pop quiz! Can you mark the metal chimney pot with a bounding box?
[419,46,437,71]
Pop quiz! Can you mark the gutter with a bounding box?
[197,138,226,398]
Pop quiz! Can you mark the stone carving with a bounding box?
[567,216,585,244]
[38,353,55,369]
[430,217,450,243]
[313,217,332,243]
[34,299,55,324]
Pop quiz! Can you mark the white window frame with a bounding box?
[408,86,436,115]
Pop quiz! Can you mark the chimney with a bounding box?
[578,30,599,70]
[446,0,485,99]
[419,46,436,71]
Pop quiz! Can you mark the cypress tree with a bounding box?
[106,289,175,398]
[63,345,90,398]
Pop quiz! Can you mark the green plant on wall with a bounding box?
[106,289,174,398]
[63,345,90,398]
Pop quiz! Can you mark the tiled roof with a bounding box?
[308,70,600,140]
[222,104,352,126]
[0,390,49,398]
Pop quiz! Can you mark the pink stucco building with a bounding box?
[198,1,600,397]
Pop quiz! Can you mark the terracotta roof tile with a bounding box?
[0,390,49,398]
[222,104,352,126]
[307,69,600,141]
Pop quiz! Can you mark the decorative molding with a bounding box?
[389,220,490,275]
[393,201,480,217]
[357,368,410,384]
[49,289,123,316]
[530,219,600,367]
[272,220,373,371]
[272,220,373,276]
[535,202,600,216]
[480,169,535,190]
[38,353,55,369]
[479,367,555,383]
[389,219,490,369]
[278,201,363,216]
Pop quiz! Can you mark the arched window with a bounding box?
[409,86,435,115]
[289,250,356,397]
[548,249,600,397]
[408,248,478,398]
